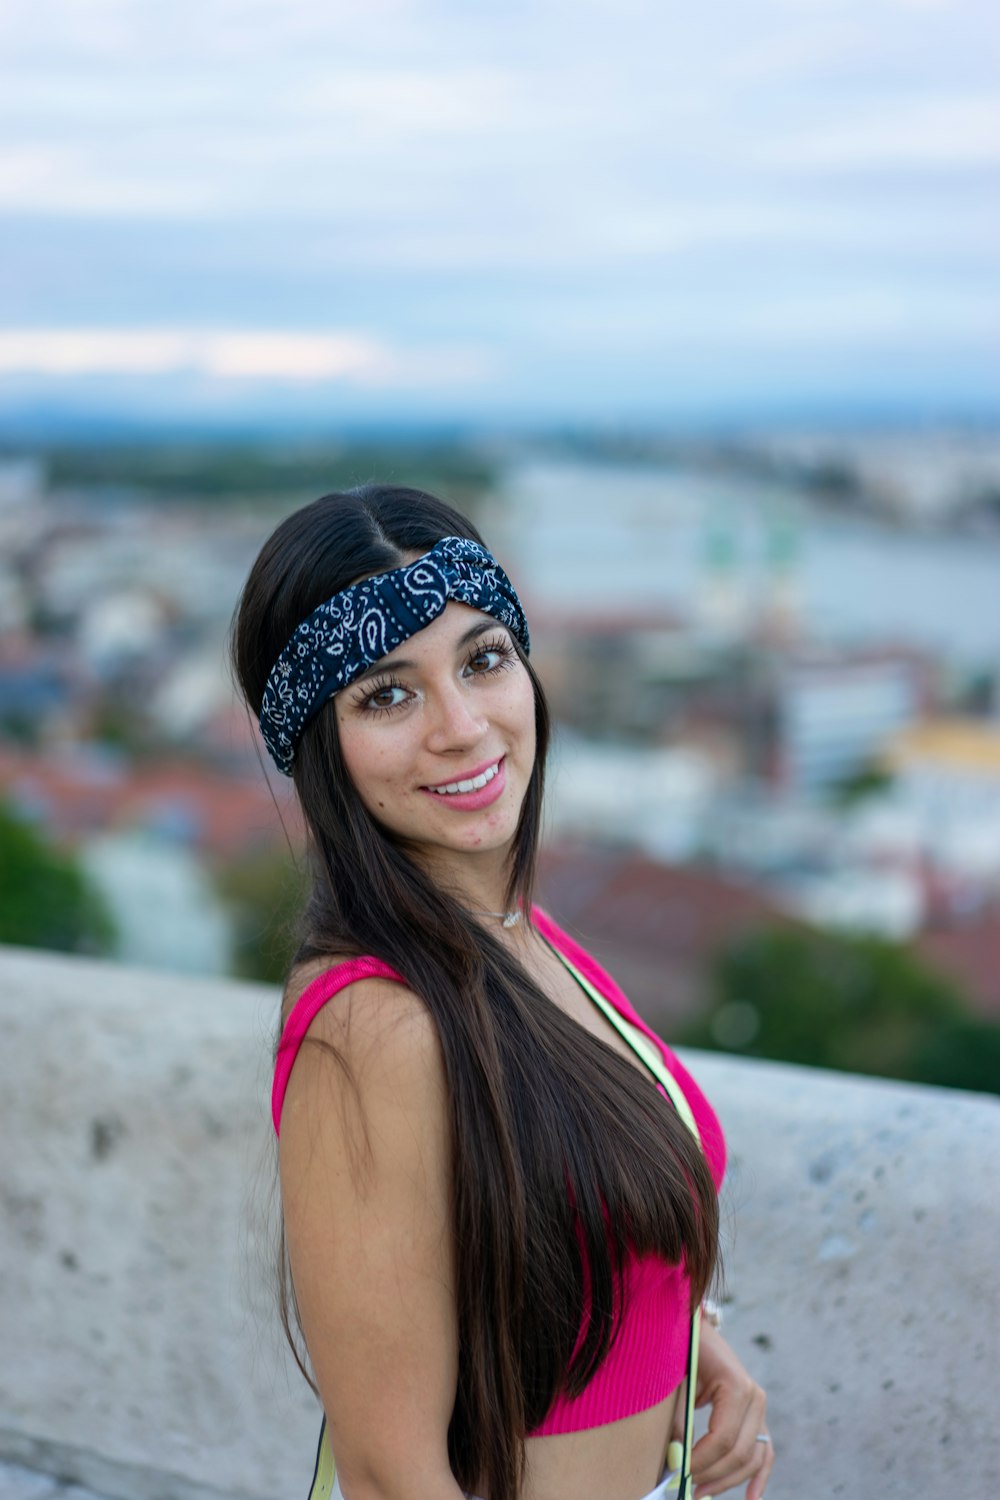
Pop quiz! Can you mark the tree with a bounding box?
[0,802,116,954]
[682,924,999,1094]
[214,846,310,983]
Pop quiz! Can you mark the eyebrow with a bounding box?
[348,617,506,687]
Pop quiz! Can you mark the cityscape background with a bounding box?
[2,426,999,1092]
[2,0,999,1095]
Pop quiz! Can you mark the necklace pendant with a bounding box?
[502,910,521,928]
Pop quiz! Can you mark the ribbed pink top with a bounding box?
[272,909,726,1437]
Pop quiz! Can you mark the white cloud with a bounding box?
[764,96,1000,171]
[0,146,217,217]
[0,328,491,388]
[0,0,996,412]
[296,67,519,136]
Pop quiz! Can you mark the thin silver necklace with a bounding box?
[478,908,522,928]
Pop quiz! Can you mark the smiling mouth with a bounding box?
[425,759,503,796]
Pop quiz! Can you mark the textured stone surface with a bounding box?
[686,1051,998,1498]
[0,1462,63,1499]
[1,944,997,1499]
[0,1465,117,1500]
[0,946,317,1500]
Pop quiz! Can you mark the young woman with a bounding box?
[231,485,773,1500]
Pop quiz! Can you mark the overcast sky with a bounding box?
[1,0,997,428]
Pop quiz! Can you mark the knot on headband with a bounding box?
[259,535,530,775]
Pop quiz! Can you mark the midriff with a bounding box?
[520,1389,681,1500]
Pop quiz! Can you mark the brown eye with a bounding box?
[362,682,408,712]
[465,638,514,677]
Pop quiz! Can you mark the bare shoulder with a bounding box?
[280,953,351,1028]
[283,953,435,1053]
[278,955,447,1161]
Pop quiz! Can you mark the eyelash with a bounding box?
[355,673,408,717]
[469,633,517,675]
[353,634,517,716]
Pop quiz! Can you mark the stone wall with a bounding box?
[1,945,997,1499]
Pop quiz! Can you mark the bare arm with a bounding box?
[279,978,464,1500]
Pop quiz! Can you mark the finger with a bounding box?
[693,1435,772,1500]
[685,1391,742,1476]
[693,1434,771,1500]
[693,1422,767,1495]
[691,1388,768,1494]
[746,1434,775,1500]
[686,1394,748,1479]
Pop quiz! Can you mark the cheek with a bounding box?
[508,674,538,755]
[335,716,363,785]
[336,717,408,813]
[337,720,380,798]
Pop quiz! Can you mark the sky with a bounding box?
[1,0,998,430]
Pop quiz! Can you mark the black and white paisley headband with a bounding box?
[259,535,530,775]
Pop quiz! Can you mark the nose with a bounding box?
[423,677,488,755]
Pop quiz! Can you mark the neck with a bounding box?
[467,900,523,927]
[415,843,516,919]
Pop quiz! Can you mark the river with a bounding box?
[486,457,1000,668]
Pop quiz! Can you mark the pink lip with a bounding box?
[420,756,507,811]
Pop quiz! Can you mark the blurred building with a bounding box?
[546,734,724,863]
[0,745,299,861]
[538,839,792,1028]
[768,649,930,793]
[882,719,1000,900]
[81,830,233,975]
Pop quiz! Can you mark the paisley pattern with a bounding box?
[259,536,530,775]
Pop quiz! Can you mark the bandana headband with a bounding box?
[259,535,530,775]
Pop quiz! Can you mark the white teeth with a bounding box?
[428,761,500,795]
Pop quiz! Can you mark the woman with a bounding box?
[231,485,773,1500]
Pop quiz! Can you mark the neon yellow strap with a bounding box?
[307,1418,335,1500]
[551,950,705,1500]
[553,956,701,1141]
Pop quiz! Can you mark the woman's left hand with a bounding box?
[672,1319,774,1500]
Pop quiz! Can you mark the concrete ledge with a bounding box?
[0,1430,250,1500]
[1,945,997,1499]
[686,1050,998,1497]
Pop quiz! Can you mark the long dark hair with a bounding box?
[232,485,718,1500]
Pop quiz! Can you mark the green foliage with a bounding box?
[0,802,116,955]
[214,847,310,983]
[39,440,496,513]
[829,761,894,807]
[910,1016,1000,1095]
[683,923,999,1094]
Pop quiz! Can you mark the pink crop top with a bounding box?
[272,907,726,1438]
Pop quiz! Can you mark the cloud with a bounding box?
[0,146,216,217]
[0,328,491,388]
[0,0,996,416]
[765,96,1000,171]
